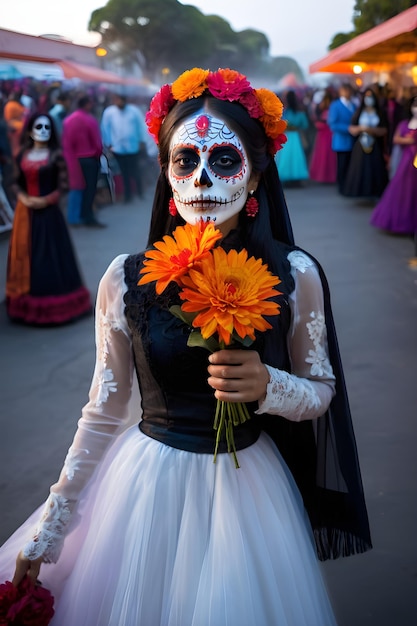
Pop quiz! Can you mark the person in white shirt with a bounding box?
[101,94,146,202]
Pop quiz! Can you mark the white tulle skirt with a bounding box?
[0,426,337,626]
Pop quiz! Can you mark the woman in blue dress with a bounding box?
[275,90,309,184]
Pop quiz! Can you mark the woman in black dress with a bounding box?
[6,112,92,325]
[1,69,371,625]
[343,86,389,198]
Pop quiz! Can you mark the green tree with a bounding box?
[328,0,417,50]
[89,0,215,79]
[352,0,416,32]
[88,0,271,81]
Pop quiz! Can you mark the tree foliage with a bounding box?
[89,0,274,81]
[328,0,417,50]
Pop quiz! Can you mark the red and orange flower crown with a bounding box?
[145,67,287,155]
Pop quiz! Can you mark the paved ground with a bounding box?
[0,179,416,625]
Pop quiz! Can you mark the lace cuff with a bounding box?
[256,364,330,421]
[22,493,74,564]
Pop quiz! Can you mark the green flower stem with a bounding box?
[213,399,251,469]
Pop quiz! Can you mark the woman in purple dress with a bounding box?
[370,96,417,234]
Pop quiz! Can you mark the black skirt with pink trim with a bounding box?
[6,204,92,325]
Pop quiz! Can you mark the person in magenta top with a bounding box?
[309,89,337,184]
[62,95,105,227]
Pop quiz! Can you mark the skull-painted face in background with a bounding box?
[168,112,255,229]
[31,116,51,143]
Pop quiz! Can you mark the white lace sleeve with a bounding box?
[256,250,336,421]
[22,254,136,563]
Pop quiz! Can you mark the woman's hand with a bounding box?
[12,551,43,587]
[25,196,47,210]
[17,191,30,205]
[348,124,362,136]
[207,349,270,404]
[17,191,46,209]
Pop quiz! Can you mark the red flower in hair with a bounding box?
[145,84,175,143]
[207,69,252,102]
[270,134,288,154]
[238,90,263,119]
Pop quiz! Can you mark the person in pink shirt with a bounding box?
[62,95,105,227]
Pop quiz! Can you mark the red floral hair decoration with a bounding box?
[145,68,287,155]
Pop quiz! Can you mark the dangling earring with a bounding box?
[245,191,259,218]
[169,198,178,216]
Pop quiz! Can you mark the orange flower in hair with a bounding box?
[171,68,209,101]
[255,88,287,139]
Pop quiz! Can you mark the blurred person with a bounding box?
[49,91,72,139]
[3,88,28,157]
[382,86,406,156]
[5,112,92,325]
[101,93,147,203]
[274,90,309,185]
[328,83,357,194]
[308,89,337,184]
[0,117,14,229]
[342,87,388,199]
[370,95,417,235]
[62,95,105,227]
[0,116,14,206]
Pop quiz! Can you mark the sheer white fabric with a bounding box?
[257,250,335,419]
[21,250,335,564]
[23,254,133,561]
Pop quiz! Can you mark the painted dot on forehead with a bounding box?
[195,115,210,138]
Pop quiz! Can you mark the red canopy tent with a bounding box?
[57,60,146,86]
[309,5,417,74]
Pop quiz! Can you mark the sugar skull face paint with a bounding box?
[168,112,253,228]
[31,116,51,143]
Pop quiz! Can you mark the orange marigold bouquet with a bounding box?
[139,219,282,467]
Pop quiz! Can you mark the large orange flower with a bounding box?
[255,88,287,139]
[138,220,222,294]
[171,68,209,102]
[179,247,281,345]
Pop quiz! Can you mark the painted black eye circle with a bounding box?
[34,124,51,130]
[171,148,199,176]
[209,146,243,176]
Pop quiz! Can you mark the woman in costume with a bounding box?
[342,87,389,199]
[309,88,337,184]
[370,95,417,235]
[5,112,92,325]
[274,89,309,184]
[1,69,371,626]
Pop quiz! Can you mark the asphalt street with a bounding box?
[0,178,416,625]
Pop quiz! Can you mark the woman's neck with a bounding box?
[32,141,49,151]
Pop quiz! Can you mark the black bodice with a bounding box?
[123,245,292,454]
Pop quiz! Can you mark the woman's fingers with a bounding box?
[207,350,269,402]
[12,553,43,587]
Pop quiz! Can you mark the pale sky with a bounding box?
[1,0,355,72]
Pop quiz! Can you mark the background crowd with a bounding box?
[0,75,416,326]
